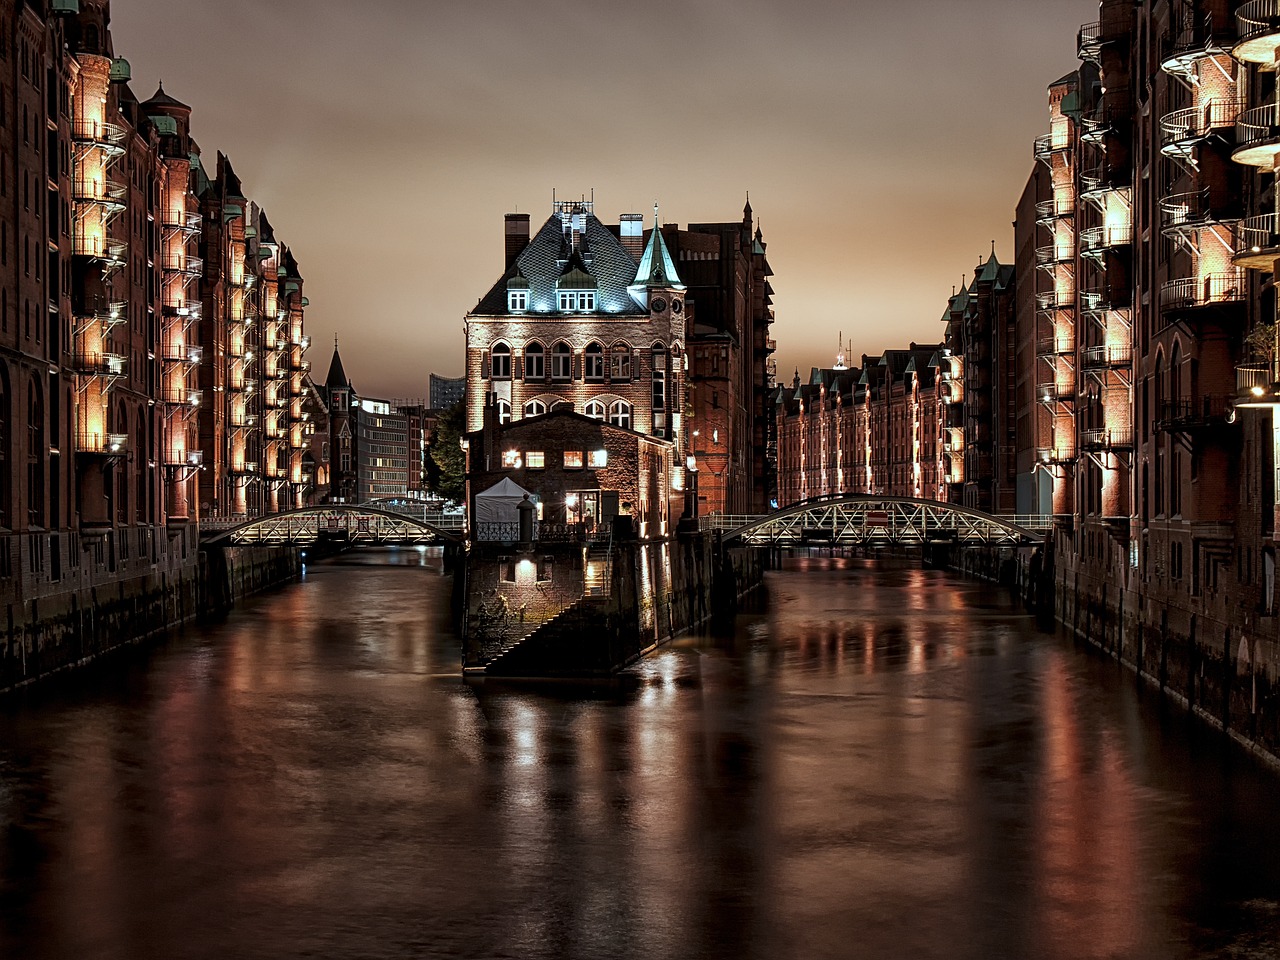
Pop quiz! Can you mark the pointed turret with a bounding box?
[628,204,684,308]
[325,336,350,393]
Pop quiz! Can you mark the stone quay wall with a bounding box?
[1,530,300,695]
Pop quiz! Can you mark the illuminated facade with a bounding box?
[0,0,315,631]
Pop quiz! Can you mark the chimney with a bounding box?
[619,214,644,260]
[504,214,530,269]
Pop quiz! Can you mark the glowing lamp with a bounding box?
[1253,386,1266,397]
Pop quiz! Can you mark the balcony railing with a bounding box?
[231,378,258,394]
[160,389,202,408]
[1155,396,1233,432]
[1081,344,1134,369]
[1039,383,1076,404]
[73,352,126,377]
[74,236,128,266]
[1080,427,1134,450]
[1037,446,1077,465]
[162,210,202,234]
[1158,190,1240,234]
[162,256,203,278]
[1161,16,1236,76]
[1035,197,1076,224]
[162,345,203,365]
[1159,272,1247,311]
[162,299,202,319]
[1234,102,1280,168]
[1037,337,1074,358]
[1237,361,1274,396]
[1236,1,1280,64]
[230,462,260,475]
[1080,223,1134,257]
[1078,21,1103,62]
[1080,168,1129,204]
[1160,100,1244,158]
[231,414,259,429]
[79,432,129,456]
[71,118,127,151]
[72,178,128,207]
[1036,289,1075,311]
[1036,243,1075,267]
[1236,214,1280,270]
[1034,132,1072,164]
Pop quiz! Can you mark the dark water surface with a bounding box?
[2,553,1280,959]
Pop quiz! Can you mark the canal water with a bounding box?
[2,553,1280,960]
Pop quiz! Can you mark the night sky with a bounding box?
[111,0,1091,400]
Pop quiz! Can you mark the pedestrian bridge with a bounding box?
[704,496,1048,547]
[200,505,464,547]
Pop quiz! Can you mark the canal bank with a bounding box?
[0,533,300,695]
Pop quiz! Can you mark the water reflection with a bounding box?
[1,553,1280,958]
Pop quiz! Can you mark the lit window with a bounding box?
[585,399,606,420]
[490,342,511,379]
[610,342,631,381]
[497,399,511,425]
[524,399,547,418]
[524,341,544,380]
[588,449,608,469]
[551,341,572,380]
[526,451,545,469]
[564,450,584,469]
[584,342,604,380]
[609,400,632,429]
[502,449,522,469]
[508,290,527,311]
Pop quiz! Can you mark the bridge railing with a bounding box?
[700,511,1052,534]
[199,506,466,535]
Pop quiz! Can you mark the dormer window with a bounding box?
[508,290,528,312]
[559,290,595,312]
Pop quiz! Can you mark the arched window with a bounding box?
[551,400,573,412]
[524,341,545,381]
[584,342,604,381]
[585,399,607,420]
[610,341,632,381]
[27,379,43,528]
[524,399,547,418]
[490,341,511,380]
[609,400,632,430]
[136,409,147,523]
[551,341,572,381]
[497,398,511,425]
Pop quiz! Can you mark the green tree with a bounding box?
[427,400,466,504]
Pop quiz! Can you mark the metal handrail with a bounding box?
[1159,273,1247,310]
[1236,102,1280,151]
[1080,224,1134,251]
[1078,21,1102,61]
[1237,1,1280,48]
[72,178,128,204]
[1081,344,1134,367]
[1080,427,1134,449]
[1036,197,1075,221]
[1160,99,1244,148]
[71,118,126,147]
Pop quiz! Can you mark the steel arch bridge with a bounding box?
[201,505,463,547]
[709,496,1047,547]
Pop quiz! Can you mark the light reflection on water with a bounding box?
[0,552,1278,959]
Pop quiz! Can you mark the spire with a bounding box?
[630,201,684,291]
[743,192,753,222]
[325,338,349,392]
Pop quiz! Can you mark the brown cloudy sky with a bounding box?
[113,0,1090,400]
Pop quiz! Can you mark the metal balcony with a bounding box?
[1080,224,1133,259]
[74,236,128,268]
[1161,19,1236,79]
[1235,1,1280,65]
[1037,337,1074,359]
[1235,213,1280,269]
[940,380,964,404]
[1081,344,1133,369]
[1035,197,1075,225]
[1080,168,1129,205]
[70,118,126,154]
[1035,243,1075,268]
[1038,383,1076,405]
[1078,21,1103,62]
[1080,427,1133,451]
[162,345,203,365]
[1034,132,1072,165]
[1233,102,1280,167]
[161,388,202,408]
[1236,361,1280,406]
[231,378,258,394]
[1160,101,1244,161]
[73,352,126,377]
[162,256,203,279]
[230,462,260,475]
[1158,191,1240,235]
[162,299,202,319]
[1159,272,1248,311]
[78,432,128,456]
[1036,446,1077,465]
[162,210,202,235]
[1155,397,1233,433]
[72,178,128,209]
[293,334,312,351]
[1036,289,1075,312]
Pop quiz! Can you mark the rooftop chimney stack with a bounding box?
[619,214,644,260]
[504,214,530,269]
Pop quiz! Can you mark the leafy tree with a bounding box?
[427,400,466,504]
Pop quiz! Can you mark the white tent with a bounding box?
[475,477,536,540]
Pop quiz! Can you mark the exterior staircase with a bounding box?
[483,595,621,677]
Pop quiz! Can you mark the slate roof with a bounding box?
[325,344,350,391]
[141,82,191,112]
[472,213,646,316]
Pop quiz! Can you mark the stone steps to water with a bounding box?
[485,596,617,677]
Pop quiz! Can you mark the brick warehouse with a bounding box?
[464,197,776,525]
[0,0,314,660]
